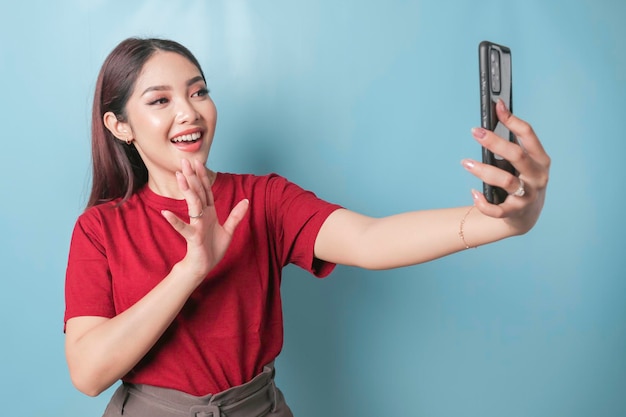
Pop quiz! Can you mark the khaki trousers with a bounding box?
[102,363,293,417]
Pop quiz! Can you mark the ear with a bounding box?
[103,111,134,144]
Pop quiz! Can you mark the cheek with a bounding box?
[205,102,218,126]
[133,112,170,136]
[148,114,169,130]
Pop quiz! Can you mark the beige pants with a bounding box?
[102,363,293,417]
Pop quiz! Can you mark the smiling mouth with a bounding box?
[171,131,202,143]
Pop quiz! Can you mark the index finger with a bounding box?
[175,171,201,214]
[194,159,214,207]
[181,159,208,208]
[496,100,550,167]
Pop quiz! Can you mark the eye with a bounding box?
[148,97,169,106]
[192,88,210,98]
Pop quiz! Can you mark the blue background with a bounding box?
[1,1,624,416]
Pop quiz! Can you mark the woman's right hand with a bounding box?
[161,159,249,282]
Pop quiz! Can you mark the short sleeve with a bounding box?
[64,209,116,327]
[266,175,342,277]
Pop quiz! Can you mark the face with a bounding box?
[109,51,217,192]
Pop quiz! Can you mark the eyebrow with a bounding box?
[141,75,206,96]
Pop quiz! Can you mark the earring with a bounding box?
[125,138,133,145]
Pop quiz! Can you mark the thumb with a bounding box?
[222,199,250,236]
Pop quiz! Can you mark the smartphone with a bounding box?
[479,41,517,204]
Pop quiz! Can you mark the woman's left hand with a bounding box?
[462,99,551,235]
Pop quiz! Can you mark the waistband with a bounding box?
[122,362,278,417]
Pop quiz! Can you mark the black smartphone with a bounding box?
[478,41,517,204]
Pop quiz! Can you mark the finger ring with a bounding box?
[189,210,204,219]
[511,178,525,197]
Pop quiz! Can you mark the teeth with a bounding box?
[172,132,201,143]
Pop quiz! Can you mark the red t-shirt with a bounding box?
[64,173,341,395]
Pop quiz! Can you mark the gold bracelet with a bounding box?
[459,206,476,249]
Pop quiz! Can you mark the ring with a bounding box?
[189,210,204,219]
[511,178,525,197]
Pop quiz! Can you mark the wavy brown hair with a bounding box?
[87,38,205,208]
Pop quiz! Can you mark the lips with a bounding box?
[171,128,203,142]
[171,131,202,143]
[170,129,204,153]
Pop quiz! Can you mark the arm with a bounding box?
[315,101,550,269]
[66,264,208,396]
[65,159,249,396]
[315,206,511,269]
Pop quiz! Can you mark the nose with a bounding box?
[175,98,199,124]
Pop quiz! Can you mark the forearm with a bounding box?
[364,206,519,268]
[316,207,518,270]
[65,263,200,396]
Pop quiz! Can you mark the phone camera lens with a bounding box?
[490,49,501,93]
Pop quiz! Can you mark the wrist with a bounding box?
[458,206,518,248]
[458,206,477,249]
[172,258,209,286]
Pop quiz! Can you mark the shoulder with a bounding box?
[73,193,142,234]
[69,192,151,253]
[68,203,116,254]
[215,172,330,216]
[215,172,297,197]
[74,201,115,230]
[217,172,287,187]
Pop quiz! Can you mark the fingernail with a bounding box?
[461,159,475,170]
[471,189,481,200]
[497,99,507,112]
[471,127,487,140]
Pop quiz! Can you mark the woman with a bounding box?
[64,38,550,416]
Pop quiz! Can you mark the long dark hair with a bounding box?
[87,37,206,208]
